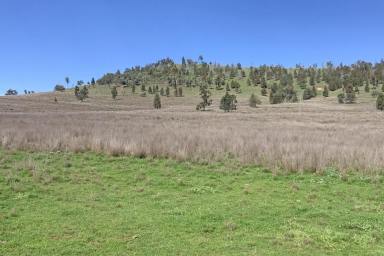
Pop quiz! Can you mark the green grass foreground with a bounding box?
[1,150,384,255]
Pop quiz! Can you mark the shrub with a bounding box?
[54,84,65,92]
[153,93,161,109]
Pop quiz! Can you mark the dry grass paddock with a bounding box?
[1,89,383,174]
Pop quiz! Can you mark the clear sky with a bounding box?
[1,0,384,94]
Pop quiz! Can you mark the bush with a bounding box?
[377,93,384,111]
[54,84,65,92]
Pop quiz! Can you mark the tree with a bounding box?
[196,84,212,111]
[5,89,18,95]
[24,89,27,94]
[111,86,118,99]
[220,92,237,112]
[166,87,170,97]
[160,87,165,96]
[153,93,161,109]
[377,93,384,110]
[323,85,329,97]
[54,84,65,92]
[337,93,345,104]
[91,78,96,86]
[249,93,261,108]
[148,86,153,94]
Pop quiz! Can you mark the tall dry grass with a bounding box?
[1,96,383,174]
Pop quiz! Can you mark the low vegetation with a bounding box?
[1,150,384,255]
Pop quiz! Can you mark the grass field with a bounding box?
[1,150,384,255]
[1,87,383,174]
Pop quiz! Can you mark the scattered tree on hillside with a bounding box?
[74,86,80,97]
[196,84,212,111]
[249,93,261,108]
[54,84,65,92]
[303,88,313,100]
[111,86,118,99]
[178,87,183,97]
[323,85,329,97]
[365,82,370,93]
[153,93,161,109]
[337,93,345,104]
[377,93,384,110]
[220,92,237,112]
[261,87,268,96]
[5,89,18,95]
[65,77,70,88]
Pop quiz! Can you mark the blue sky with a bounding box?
[1,0,384,93]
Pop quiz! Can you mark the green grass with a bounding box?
[1,150,384,255]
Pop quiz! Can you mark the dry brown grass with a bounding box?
[1,90,383,174]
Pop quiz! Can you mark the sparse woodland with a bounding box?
[92,57,384,110]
